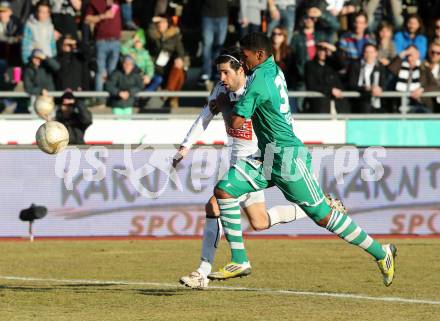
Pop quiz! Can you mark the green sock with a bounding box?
[326,210,386,260]
[218,198,248,264]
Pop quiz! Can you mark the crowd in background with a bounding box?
[0,0,439,114]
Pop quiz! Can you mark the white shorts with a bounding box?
[238,190,265,208]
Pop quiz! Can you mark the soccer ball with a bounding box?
[34,96,55,120]
[36,121,69,154]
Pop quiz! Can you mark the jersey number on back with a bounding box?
[275,73,289,113]
[274,72,292,124]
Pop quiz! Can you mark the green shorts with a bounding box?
[216,146,331,222]
[112,107,133,115]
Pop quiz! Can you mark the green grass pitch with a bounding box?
[0,238,439,321]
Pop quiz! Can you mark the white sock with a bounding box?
[267,204,308,227]
[197,217,222,276]
[197,261,212,277]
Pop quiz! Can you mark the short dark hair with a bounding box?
[363,43,377,53]
[377,21,394,33]
[36,0,51,10]
[353,11,368,23]
[215,47,242,71]
[240,32,273,56]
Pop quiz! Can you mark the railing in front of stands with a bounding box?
[0,90,439,116]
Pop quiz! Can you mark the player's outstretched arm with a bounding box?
[181,106,215,148]
[172,107,214,167]
[178,83,227,152]
[173,82,228,168]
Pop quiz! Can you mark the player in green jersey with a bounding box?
[212,33,397,287]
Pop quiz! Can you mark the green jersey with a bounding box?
[233,56,303,156]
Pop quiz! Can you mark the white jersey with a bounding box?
[181,81,258,161]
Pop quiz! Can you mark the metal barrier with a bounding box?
[0,90,439,118]
[1,90,439,98]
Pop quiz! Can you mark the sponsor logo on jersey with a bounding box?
[226,120,253,140]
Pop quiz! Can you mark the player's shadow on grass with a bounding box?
[61,285,185,296]
[0,284,102,295]
[60,285,185,296]
[0,285,55,293]
[0,284,188,297]
[61,283,117,287]
[60,284,186,296]
[134,288,184,297]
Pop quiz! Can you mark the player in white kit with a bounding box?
[174,48,344,289]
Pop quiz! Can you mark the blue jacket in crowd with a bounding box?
[393,31,427,60]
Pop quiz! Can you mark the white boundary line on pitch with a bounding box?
[1,275,439,306]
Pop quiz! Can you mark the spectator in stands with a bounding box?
[198,0,228,86]
[267,0,296,44]
[22,0,57,64]
[23,48,59,94]
[338,12,373,64]
[121,0,137,30]
[0,1,23,72]
[23,48,59,112]
[271,26,293,87]
[325,0,357,18]
[347,44,387,113]
[394,14,428,60]
[376,21,396,67]
[9,0,32,25]
[426,41,440,84]
[290,9,335,89]
[154,0,168,16]
[85,0,122,91]
[305,44,349,113]
[304,3,339,42]
[121,29,160,91]
[147,14,187,109]
[323,0,358,34]
[239,0,266,37]
[79,0,91,44]
[105,55,143,115]
[50,0,81,38]
[425,41,440,112]
[432,18,440,44]
[365,0,403,32]
[56,35,87,90]
[55,89,92,144]
[388,45,440,113]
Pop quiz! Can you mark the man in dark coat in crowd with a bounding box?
[55,89,92,144]
[56,35,89,91]
[347,43,388,113]
[305,44,349,113]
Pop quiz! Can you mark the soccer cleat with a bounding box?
[208,262,251,281]
[376,244,397,287]
[179,271,209,290]
[325,194,347,214]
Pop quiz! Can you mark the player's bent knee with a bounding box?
[205,200,220,217]
[248,220,267,231]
